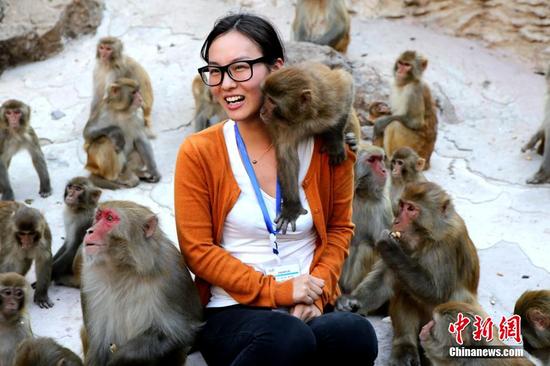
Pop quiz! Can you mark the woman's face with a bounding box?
[207,30,281,123]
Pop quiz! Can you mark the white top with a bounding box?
[207,120,317,308]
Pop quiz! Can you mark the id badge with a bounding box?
[266,263,301,282]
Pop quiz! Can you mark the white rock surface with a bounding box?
[0,1,548,365]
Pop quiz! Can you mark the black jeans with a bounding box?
[197,305,378,366]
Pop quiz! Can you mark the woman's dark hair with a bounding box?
[201,13,285,64]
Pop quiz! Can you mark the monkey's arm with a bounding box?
[84,125,126,152]
[52,224,87,278]
[376,233,454,304]
[309,146,356,311]
[174,139,295,308]
[0,159,15,200]
[107,328,183,366]
[313,18,347,49]
[34,246,54,308]
[373,113,424,137]
[26,129,52,197]
[336,260,394,312]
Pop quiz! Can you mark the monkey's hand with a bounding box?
[375,230,401,253]
[322,142,347,165]
[39,185,52,198]
[344,132,358,152]
[389,344,421,366]
[108,128,126,152]
[139,172,161,183]
[275,204,308,234]
[34,293,54,309]
[335,294,361,313]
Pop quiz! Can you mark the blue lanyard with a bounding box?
[234,122,281,255]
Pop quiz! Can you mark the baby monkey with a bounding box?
[260,61,354,233]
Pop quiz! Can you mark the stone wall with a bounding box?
[349,0,550,71]
[0,0,104,74]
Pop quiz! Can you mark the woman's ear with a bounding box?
[270,58,284,72]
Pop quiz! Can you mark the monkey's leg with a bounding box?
[134,138,161,183]
[0,160,15,200]
[107,328,186,366]
[275,142,307,234]
[521,129,544,153]
[28,133,52,198]
[389,292,422,366]
[320,114,348,165]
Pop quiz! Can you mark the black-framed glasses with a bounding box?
[197,57,268,86]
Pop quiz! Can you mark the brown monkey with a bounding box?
[93,36,155,136]
[0,202,53,308]
[260,61,355,233]
[521,65,550,184]
[292,0,351,53]
[373,51,438,169]
[52,177,101,288]
[389,146,426,215]
[368,101,391,125]
[83,78,161,189]
[514,290,550,364]
[80,201,202,365]
[0,272,32,366]
[339,144,393,296]
[14,337,83,366]
[0,100,52,200]
[337,181,480,365]
[192,74,227,132]
[368,101,391,144]
[421,301,534,366]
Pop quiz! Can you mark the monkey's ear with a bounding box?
[110,85,120,95]
[416,158,426,172]
[441,199,451,215]
[527,308,550,331]
[143,216,158,238]
[300,89,312,104]
[91,189,102,204]
[420,58,428,71]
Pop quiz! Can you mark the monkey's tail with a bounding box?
[88,174,123,190]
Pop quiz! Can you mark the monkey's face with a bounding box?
[5,108,22,129]
[0,286,24,318]
[65,183,84,206]
[84,208,121,256]
[207,31,278,123]
[390,158,405,179]
[375,103,391,116]
[98,43,113,62]
[393,199,419,234]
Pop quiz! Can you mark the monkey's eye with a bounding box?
[95,211,102,221]
[2,289,12,297]
[14,289,23,298]
[367,157,376,163]
[407,204,416,212]
[397,160,404,166]
[74,186,82,192]
[106,215,113,222]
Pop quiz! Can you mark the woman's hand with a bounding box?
[290,303,322,322]
[292,274,324,305]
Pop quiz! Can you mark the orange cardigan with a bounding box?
[174,122,355,312]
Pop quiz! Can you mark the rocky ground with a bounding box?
[0,0,548,365]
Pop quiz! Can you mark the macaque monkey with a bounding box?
[421,301,534,366]
[83,78,161,189]
[368,101,391,143]
[80,201,202,365]
[260,61,355,233]
[389,147,427,215]
[93,36,155,136]
[0,202,53,308]
[52,177,101,288]
[0,100,52,200]
[339,144,393,296]
[521,65,550,184]
[0,272,32,366]
[14,337,83,366]
[514,290,550,364]
[373,51,438,170]
[337,182,480,365]
[292,0,351,53]
[192,75,227,132]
